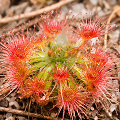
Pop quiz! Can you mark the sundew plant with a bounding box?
[0,11,119,119]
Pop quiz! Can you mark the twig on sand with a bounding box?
[0,106,68,120]
[100,101,113,120]
[0,0,74,25]
[104,5,120,49]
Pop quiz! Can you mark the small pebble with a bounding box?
[110,104,117,112]
[24,7,33,13]
[9,101,20,109]
[89,0,98,5]
[51,112,56,118]
[109,0,117,5]
[0,0,10,14]
[47,0,54,6]
[110,30,120,43]
[94,116,98,120]
[91,107,94,111]
[6,113,12,119]
[60,6,69,18]
[17,116,26,120]
[0,99,9,107]
[72,3,88,15]
[5,116,14,120]
[97,7,105,16]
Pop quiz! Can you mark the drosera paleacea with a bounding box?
[0,11,119,119]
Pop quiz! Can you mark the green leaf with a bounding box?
[68,77,77,87]
[72,65,84,78]
[37,64,54,80]
[44,76,53,90]
[28,53,47,63]
[28,62,47,74]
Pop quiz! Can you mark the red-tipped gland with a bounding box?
[84,67,106,97]
[72,47,79,54]
[80,24,98,41]
[62,87,76,102]
[53,68,70,83]
[32,80,45,94]
[5,36,32,65]
[33,33,46,45]
[48,50,54,57]
[89,51,108,67]
[57,86,88,119]
[64,51,71,57]
[31,80,49,105]
[10,64,28,87]
[77,17,115,41]
[43,21,62,37]
[57,48,61,52]
[86,69,99,83]
[18,80,47,103]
